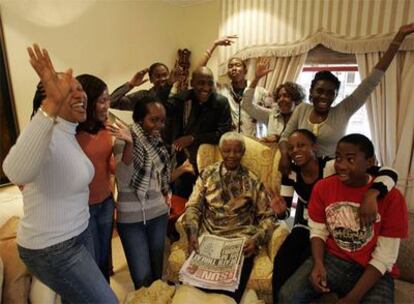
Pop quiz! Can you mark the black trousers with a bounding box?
[272,226,311,303]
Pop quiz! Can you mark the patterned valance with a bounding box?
[218,0,414,74]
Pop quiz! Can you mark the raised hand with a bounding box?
[106,120,133,144]
[27,44,73,117]
[399,22,414,37]
[129,68,149,87]
[214,34,238,47]
[255,57,273,79]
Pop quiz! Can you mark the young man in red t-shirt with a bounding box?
[278,134,408,303]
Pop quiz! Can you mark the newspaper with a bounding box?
[179,234,245,292]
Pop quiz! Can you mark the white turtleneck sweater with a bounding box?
[2,111,94,249]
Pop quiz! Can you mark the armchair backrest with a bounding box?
[196,135,282,192]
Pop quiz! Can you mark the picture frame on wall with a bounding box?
[0,12,19,186]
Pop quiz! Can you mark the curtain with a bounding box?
[218,0,414,75]
[356,52,414,211]
[244,54,307,92]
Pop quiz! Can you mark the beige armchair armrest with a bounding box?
[165,214,189,282]
[267,221,289,260]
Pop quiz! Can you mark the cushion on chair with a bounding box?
[171,284,236,304]
[0,216,31,304]
[0,257,3,302]
[29,277,60,304]
[247,250,273,292]
[0,239,31,304]
[270,148,282,194]
[197,144,221,173]
[267,221,290,260]
[125,279,175,304]
[0,216,20,241]
[394,279,414,303]
[396,212,414,283]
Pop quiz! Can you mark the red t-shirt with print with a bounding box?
[308,175,408,276]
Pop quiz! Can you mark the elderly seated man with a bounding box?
[183,131,277,302]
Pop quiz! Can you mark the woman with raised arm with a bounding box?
[242,57,305,143]
[278,23,414,175]
[110,63,182,144]
[2,45,117,303]
[198,35,270,137]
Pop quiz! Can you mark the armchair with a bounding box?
[166,136,289,303]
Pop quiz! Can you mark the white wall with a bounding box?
[0,0,220,129]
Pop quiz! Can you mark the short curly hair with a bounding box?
[273,82,305,105]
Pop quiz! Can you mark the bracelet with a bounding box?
[38,107,57,123]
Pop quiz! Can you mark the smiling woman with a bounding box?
[2,44,117,303]
[0,15,18,186]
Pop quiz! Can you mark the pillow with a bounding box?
[240,288,265,304]
[396,212,414,283]
[0,239,31,304]
[0,216,20,241]
[0,257,3,302]
[171,284,236,304]
[29,277,59,304]
[125,280,175,304]
[0,188,23,227]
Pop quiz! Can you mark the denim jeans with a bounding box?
[279,252,394,304]
[18,228,117,304]
[117,213,168,289]
[88,195,115,281]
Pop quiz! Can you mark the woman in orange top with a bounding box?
[76,74,115,282]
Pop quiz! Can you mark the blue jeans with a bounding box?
[117,213,168,289]
[88,195,115,281]
[279,252,394,304]
[18,228,117,304]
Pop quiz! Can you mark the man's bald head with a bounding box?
[191,66,214,81]
[191,66,215,103]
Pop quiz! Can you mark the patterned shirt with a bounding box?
[183,161,276,246]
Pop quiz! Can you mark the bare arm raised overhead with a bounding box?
[197,35,238,68]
